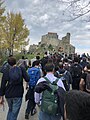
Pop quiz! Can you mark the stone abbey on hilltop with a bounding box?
[29,32,75,55]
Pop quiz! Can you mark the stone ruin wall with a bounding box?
[29,32,75,55]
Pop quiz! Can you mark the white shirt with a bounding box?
[34,72,65,104]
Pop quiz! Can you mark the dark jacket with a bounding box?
[55,68,72,90]
[0,66,29,98]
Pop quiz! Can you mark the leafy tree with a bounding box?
[2,12,29,55]
[0,0,5,24]
[0,0,6,56]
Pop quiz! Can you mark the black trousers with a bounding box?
[25,87,36,114]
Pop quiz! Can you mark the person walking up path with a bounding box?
[34,63,66,120]
[0,57,29,120]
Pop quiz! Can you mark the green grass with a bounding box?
[0,53,43,65]
[25,54,35,60]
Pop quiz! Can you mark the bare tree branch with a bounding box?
[58,0,90,21]
[68,9,90,21]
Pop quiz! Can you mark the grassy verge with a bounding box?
[0,53,43,65]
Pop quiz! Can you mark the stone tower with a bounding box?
[29,32,75,55]
[62,33,70,45]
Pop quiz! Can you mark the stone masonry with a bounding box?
[29,32,75,55]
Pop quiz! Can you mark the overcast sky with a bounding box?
[4,0,90,55]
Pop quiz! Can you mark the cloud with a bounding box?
[4,0,90,54]
[33,0,40,4]
[85,24,90,28]
[39,14,49,21]
[76,48,90,55]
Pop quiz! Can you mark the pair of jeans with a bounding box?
[6,97,22,120]
[38,111,61,120]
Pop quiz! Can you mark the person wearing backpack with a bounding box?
[0,55,13,73]
[25,60,41,119]
[54,62,72,91]
[17,56,28,70]
[34,63,66,120]
[80,57,89,70]
[70,57,82,90]
[79,63,90,93]
[0,57,29,120]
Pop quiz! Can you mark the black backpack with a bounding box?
[56,70,69,91]
[71,64,82,78]
[9,66,22,85]
[20,60,28,70]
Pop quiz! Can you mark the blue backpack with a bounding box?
[28,67,40,87]
[9,66,22,85]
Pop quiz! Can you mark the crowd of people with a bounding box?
[0,52,90,120]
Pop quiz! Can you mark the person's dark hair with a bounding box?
[8,57,16,66]
[45,51,47,55]
[28,60,31,67]
[73,57,79,63]
[44,63,55,72]
[32,60,40,67]
[48,59,53,63]
[63,58,68,63]
[22,56,24,59]
[8,55,13,57]
[54,64,59,72]
[36,55,40,60]
[65,90,90,120]
[82,57,86,62]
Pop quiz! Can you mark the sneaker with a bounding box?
[25,113,29,119]
[31,108,37,116]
